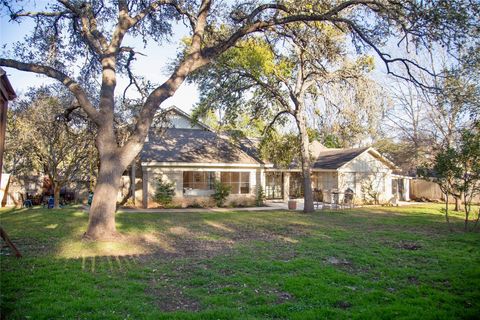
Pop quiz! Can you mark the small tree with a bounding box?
[420,125,480,231]
[457,128,480,230]
[256,185,266,207]
[154,180,175,207]
[419,149,460,231]
[212,181,231,207]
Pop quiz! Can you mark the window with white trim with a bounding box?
[220,172,250,194]
[183,171,215,190]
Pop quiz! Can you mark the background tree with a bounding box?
[377,79,434,174]
[1,0,476,238]
[8,87,93,208]
[420,124,480,231]
[310,77,386,148]
[377,46,480,176]
[418,148,460,230]
[456,127,480,231]
[191,27,378,212]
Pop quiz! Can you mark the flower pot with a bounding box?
[288,200,297,210]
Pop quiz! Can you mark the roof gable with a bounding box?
[153,106,211,130]
[141,128,264,165]
[312,147,369,170]
[312,147,396,171]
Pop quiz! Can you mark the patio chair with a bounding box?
[47,196,55,209]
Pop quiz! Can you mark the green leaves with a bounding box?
[212,181,231,207]
[154,180,176,207]
[224,39,277,79]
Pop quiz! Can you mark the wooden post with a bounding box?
[130,162,136,206]
[283,172,290,200]
[142,168,148,208]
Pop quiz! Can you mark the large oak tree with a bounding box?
[0,0,476,239]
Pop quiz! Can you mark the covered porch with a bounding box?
[264,170,340,203]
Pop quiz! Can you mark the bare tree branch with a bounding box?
[262,110,293,136]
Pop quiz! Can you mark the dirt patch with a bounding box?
[325,256,352,266]
[2,237,55,256]
[147,280,201,312]
[396,241,422,251]
[407,276,420,285]
[334,300,352,309]
[274,249,298,262]
[275,291,294,304]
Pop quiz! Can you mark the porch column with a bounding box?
[130,162,136,206]
[283,172,290,200]
[256,169,265,196]
[404,178,410,201]
[142,168,148,208]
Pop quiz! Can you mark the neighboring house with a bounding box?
[131,107,399,208]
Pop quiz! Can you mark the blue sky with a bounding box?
[0,2,438,117]
[0,5,200,112]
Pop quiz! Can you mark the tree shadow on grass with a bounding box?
[0,205,473,260]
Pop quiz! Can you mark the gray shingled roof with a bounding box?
[312,147,369,170]
[141,128,263,165]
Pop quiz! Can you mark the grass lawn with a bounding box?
[1,204,479,319]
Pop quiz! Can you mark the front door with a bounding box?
[266,172,283,199]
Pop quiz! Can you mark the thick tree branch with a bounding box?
[0,58,100,124]
[204,0,380,58]
[10,10,69,18]
[57,0,108,54]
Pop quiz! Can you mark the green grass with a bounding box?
[1,204,479,319]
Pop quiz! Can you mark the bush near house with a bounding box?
[212,181,231,207]
[256,185,266,206]
[154,180,175,207]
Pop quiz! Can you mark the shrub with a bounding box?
[188,200,203,208]
[154,179,175,206]
[212,181,231,207]
[256,185,266,206]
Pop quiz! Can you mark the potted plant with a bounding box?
[288,198,297,210]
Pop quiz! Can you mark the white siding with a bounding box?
[168,113,204,129]
[339,151,392,202]
[144,166,264,207]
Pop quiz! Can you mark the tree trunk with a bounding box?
[84,153,125,240]
[444,190,452,232]
[296,107,314,213]
[53,184,61,209]
[454,196,462,211]
[464,192,470,232]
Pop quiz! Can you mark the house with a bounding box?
[129,107,398,208]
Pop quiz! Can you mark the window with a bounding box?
[183,171,215,190]
[220,172,250,194]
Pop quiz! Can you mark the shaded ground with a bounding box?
[1,204,479,319]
